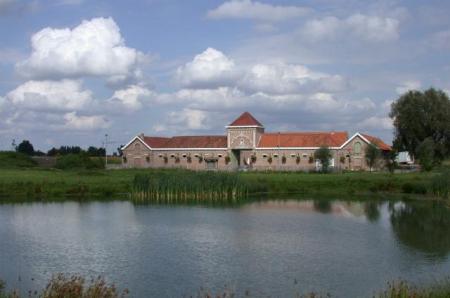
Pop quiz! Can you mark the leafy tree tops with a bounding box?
[390,88,450,164]
[16,140,34,155]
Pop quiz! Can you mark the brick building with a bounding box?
[121,112,391,171]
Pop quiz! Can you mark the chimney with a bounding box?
[139,133,145,139]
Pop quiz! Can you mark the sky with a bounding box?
[0,0,449,152]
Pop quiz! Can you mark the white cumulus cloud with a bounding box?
[302,13,400,42]
[207,0,310,22]
[64,112,109,130]
[108,85,153,111]
[360,116,393,130]
[176,48,238,88]
[395,80,421,94]
[240,62,348,94]
[5,79,92,111]
[16,17,144,82]
[153,108,209,132]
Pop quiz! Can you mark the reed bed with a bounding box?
[131,170,248,203]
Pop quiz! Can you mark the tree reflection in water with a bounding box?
[390,201,450,258]
[313,200,332,213]
[364,201,381,222]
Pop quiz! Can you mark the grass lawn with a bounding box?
[0,167,444,202]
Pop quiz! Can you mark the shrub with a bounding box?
[0,151,37,168]
[41,274,128,298]
[296,156,300,164]
[308,156,314,164]
[267,156,272,164]
[314,146,332,173]
[340,156,346,164]
[224,156,230,165]
[365,144,381,171]
[377,279,450,298]
[385,150,397,173]
[281,156,286,164]
[55,154,104,170]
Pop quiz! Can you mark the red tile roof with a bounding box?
[258,132,349,148]
[229,112,263,127]
[361,134,391,151]
[144,135,227,149]
[143,137,170,148]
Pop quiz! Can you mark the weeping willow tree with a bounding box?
[131,170,248,203]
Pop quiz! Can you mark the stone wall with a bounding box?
[122,135,386,171]
[122,138,152,168]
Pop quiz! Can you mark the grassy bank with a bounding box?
[1,275,449,298]
[0,167,448,202]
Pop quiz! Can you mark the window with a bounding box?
[170,154,175,158]
[218,154,223,158]
[262,154,268,158]
[354,142,362,155]
[158,154,163,158]
[302,153,308,158]
[182,154,187,158]
[273,154,279,158]
[194,154,199,157]
[290,154,296,158]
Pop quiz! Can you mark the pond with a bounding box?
[0,199,449,297]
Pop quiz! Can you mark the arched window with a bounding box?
[354,142,361,155]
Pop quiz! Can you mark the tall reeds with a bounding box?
[131,170,248,203]
[431,170,449,199]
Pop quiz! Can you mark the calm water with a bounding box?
[0,199,449,297]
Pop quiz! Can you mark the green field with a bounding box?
[0,167,446,202]
[0,151,448,202]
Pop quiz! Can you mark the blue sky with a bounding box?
[0,0,449,152]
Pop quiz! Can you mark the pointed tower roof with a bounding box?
[228,112,263,127]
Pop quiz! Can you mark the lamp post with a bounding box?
[104,134,108,167]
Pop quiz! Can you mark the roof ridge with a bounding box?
[263,131,347,135]
[229,111,263,127]
[170,135,226,138]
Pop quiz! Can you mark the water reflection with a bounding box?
[313,200,332,213]
[0,199,449,298]
[363,201,381,222]
[389,201,450,257]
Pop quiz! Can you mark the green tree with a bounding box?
[384,149,397,173]
[416,137,435,171]
[365,143,381,171]
[314,146,332,173]
[16,140,34,155]
[390,88,450,163]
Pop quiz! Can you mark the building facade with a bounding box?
[121,112,391,171]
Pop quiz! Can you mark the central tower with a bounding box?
[226,112,264,149]
[226,112,264,168]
